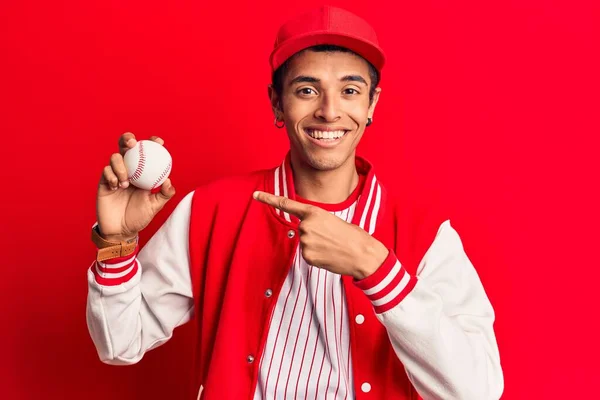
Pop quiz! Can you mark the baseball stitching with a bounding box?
[151,160,172,190]
[127,141,146,182]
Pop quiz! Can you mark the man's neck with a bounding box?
[290,152,360,204]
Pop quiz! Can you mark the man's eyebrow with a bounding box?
[341,75,368,86]
[288,75,320,86]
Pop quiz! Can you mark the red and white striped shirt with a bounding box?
[254,204,357,400]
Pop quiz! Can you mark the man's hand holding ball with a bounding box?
[96,133,176,242]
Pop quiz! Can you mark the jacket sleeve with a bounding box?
[86,191,195,365]
[355,219,504,400]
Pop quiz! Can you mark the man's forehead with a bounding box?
[284,50,371,83]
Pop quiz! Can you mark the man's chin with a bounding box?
[302,151,350,172]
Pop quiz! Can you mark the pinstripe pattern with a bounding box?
[254,205,357,400]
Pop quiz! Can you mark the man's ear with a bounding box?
[368,87,382,119]
[267,84,283,118]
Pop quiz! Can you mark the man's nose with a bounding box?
[314,92,341,122]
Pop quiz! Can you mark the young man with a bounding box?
[87,6,504,400]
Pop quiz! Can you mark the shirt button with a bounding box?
[246,355,255,363]
[287,230,295,238]
[265,289,273,297]
[355,314,365,324]
[361,382,371,393]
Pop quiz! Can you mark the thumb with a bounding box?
[152,178,176,209]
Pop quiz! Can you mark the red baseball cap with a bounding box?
[270,6,386,73]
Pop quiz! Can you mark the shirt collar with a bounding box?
[266,151,387,235]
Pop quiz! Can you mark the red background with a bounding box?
[1,0,598,398]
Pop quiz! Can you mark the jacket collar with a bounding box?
[265,151,387,235]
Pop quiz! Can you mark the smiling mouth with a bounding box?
[304,128,349,141]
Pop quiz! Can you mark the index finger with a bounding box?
[253,191,311,219]
[119,132,137,156]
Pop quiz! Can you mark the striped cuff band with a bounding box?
[92,246,139,286]
[354,250,417,314]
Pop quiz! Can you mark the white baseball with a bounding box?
[124,140,172,191]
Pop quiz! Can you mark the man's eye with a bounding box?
[298,88,316,95]
[344,88,359,95]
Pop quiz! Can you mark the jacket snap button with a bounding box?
[287,230,295,238]
[246,355,255,363]
[361,382,371,393]
[265,289,273,297]
[355,314,365,324]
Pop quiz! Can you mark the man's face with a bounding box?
[270,50,381,171]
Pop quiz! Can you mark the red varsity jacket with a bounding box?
[184,154,503,399]
[87,153,503,400]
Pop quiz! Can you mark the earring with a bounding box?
[274,118,285,129]
[366,117,373,127]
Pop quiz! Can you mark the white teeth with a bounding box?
[306,129,346,140]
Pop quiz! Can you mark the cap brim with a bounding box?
[270,32,385,72]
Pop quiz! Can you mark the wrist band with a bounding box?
[91,223,138,262]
